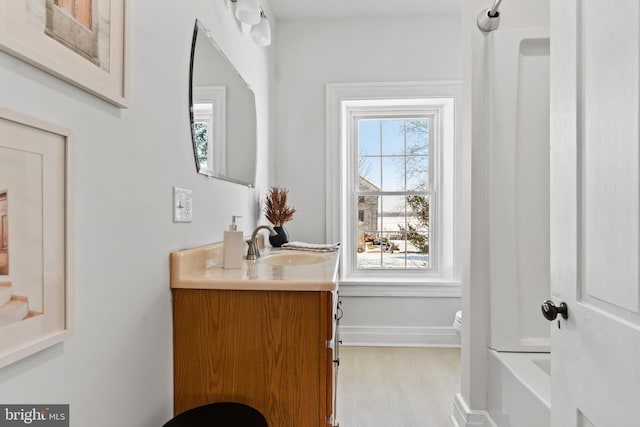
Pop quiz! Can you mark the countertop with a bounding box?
[170,241,340,291]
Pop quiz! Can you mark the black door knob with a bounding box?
[541,300,568,321]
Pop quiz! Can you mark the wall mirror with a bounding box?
[189,20,257,187]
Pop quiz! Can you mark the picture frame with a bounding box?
[0,0,128,108]
[0,107,75,368]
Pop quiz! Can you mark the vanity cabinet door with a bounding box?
[173,288,336,427]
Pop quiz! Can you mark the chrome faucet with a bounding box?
[246,225,277,260]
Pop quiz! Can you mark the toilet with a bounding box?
[453,310,462,337]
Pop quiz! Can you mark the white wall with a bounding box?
[0,1,274,425]
[275,15,463,347]
[276,15,463,243]
[339,296,462,346]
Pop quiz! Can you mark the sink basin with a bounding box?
[260,252,328,266]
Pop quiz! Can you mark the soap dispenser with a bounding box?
[223,216,244,269]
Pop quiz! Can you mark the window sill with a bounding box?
[338,280,461,298]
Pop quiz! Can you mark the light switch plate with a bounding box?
[173,187,192,223]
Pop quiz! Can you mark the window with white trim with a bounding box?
[338,96,456,284]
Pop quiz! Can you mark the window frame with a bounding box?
[348,108,440,278]
[326,82,462,296]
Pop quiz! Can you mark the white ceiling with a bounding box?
[267,0,462,20]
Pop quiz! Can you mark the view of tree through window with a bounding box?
[194,122,208,170]
[355,117,431,269]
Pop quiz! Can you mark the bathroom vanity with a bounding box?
[170,242,341,427]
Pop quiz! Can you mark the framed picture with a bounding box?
[0,0,128,107]
[0,107,75,368]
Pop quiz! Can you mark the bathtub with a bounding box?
[488,350,550,427]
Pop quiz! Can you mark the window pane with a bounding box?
[406,156,429,190]
[380,198,408,269]
[407,194,430,232]
[357,194,380,233]
[358,157,381,190]
[406,194,430,268]
[381,120,405,155]
[356,232,382,268]
[381,195,405,234]
[406,119,429,155]
[358,119,380,156]
[381,157,405,191]
[406,232,429,268]
[193,122,208,169]
[380,232,404,268]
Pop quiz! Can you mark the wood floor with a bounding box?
[336,346,460,427]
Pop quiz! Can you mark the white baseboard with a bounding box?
[340,325,460,347]
[450,393,498,427]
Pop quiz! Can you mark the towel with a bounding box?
[281,241,340,252]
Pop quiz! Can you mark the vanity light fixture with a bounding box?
[250,9,272,46]
[231,0,261,26]
[229,0,272,47]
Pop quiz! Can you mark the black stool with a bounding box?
[163,402,268,427]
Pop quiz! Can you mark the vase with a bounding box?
[269,226,289,247]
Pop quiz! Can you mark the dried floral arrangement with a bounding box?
[264,186,296,227]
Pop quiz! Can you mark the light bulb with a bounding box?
[234,0,261,26]
[250,16,271,46]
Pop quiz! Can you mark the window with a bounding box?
[193,103,213,171]
[191,86,226,176]
[355,116,432,270]
[326,82,460,288]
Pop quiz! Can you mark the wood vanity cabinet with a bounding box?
[172,288,340,427]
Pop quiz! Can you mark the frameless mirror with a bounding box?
[189,20,257,186]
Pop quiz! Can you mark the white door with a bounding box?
[550,0,640,426]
